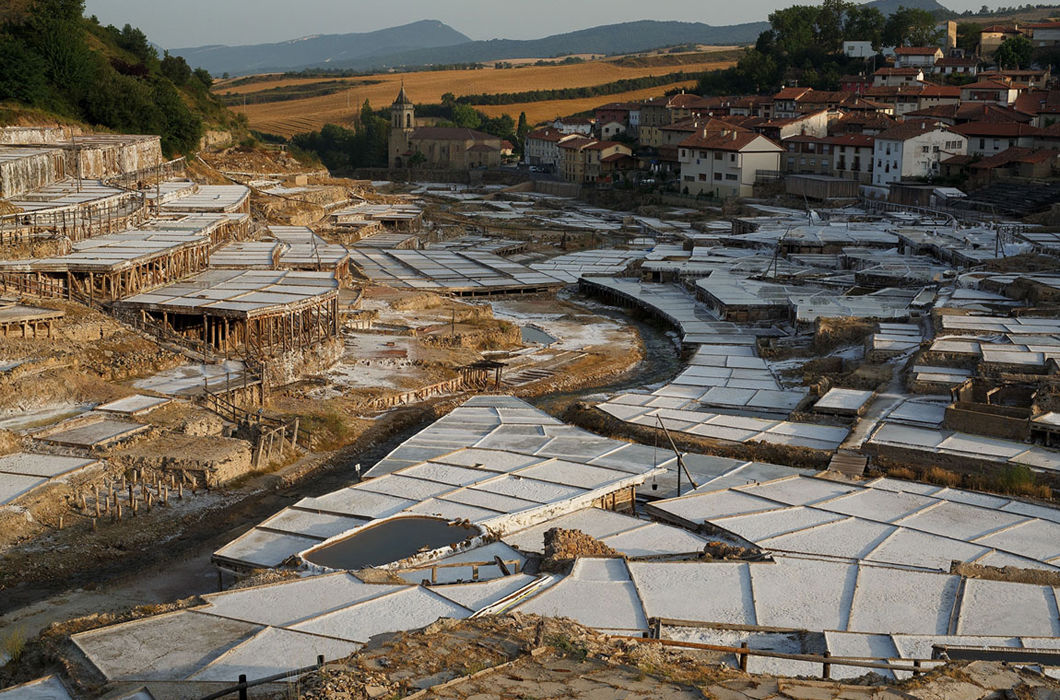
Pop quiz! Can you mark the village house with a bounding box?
[782,135,834,177]
[678,124,783,198]
[960,79,1023,107]
[872,67,925,87]
[953,121,1045,156]
[826,133,876,184]
[638,93,715,146]
[871,120,967,187]
[978,24,1026,56]
[1029,20,1060,47]
[553,117,594,135]
[934,56,980,77]
[893,46,943,69]
[524,127,576,171]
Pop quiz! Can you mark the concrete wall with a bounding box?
[76,137,164,180]
[0,148,68,199]
[943,404,1029,441]
[0,126,77,145]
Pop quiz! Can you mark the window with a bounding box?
[713,173,722,180]
[730,153,736,162]
[714,151,722,160]
[680,149,686,158]
[725,173,737,180]
[922,146,929,153]
[698,173,707,181]
[684,175,694,182]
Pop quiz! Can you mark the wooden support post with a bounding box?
[739,642,749,672]
[822,651,831,679]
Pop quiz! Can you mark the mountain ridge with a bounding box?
[175,0,952,77]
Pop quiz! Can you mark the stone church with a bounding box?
[388,86,503,170]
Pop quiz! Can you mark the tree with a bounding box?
[883,7,944,47]
[956,22,982,53]
[815,0,852,54]
[769,5,820,55]
[20,0,92,92]
[845,6,885,47]
[994,35,1033,69]
[116,23,155,64]
[516,111,530,146]
[737,49,781,93]
[450,102,482,129]
[0,36,47,103]
[160,51,192,85]
[192,67,213,89]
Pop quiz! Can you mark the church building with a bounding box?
[388,87,503,170]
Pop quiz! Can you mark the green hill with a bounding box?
[0,0,239,156]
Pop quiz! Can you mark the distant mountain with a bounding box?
[176,1,954,77]
[315,20,772,72]
[170,20,471,76]
[862,0,952,16]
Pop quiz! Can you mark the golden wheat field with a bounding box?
[222,54,736,138]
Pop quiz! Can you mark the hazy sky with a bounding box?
[84,0,987,50]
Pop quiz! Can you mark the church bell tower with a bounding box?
[389,84,415,168]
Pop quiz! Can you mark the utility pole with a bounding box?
[657,415,697,496]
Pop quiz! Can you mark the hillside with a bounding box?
[862,0,950,17]
[0,0,239,156]
[229,52,737,137]
[171,20,471,77]
[176,20,767,76]
[168,0,957,77]
[315,20,772,73]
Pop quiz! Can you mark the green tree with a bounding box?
[769,5,820,55]
[737,49,781,93]
[116,23,155,64]
[160,51,192,85]
[451,102,482,129]
[994,34,1033,68]
[0,36,47,103]
[516,111,530,146]
[956,22,982,53]
[192,67,213,89]
[883,7,945,47]
[845,6,885,47]
[815,0,852,54]
[20,0,91,92]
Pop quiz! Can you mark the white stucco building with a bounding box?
[871,121,967,187]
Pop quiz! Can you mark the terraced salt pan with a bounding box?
[848,565,959,635]
[290,587,470,641]
[516,558,647,631]
[629,561,756,625]
[957,579,1060,637]
[199,573,399,627]
[187,627,360,682]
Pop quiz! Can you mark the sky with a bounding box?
[84,0,988,50]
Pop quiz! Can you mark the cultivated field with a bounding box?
[222,52,737,138]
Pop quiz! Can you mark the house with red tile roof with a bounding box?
[872,67,925,87]
[524,127,578,170]
[894,47,943,69]
[960,79,1024,106]
[871,121,967,187]
[824,133,876,184]
[677,125,783,198]
[951,121,1045,155]
[1028,21,1060,47]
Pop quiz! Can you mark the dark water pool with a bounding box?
[302,516,480,570]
